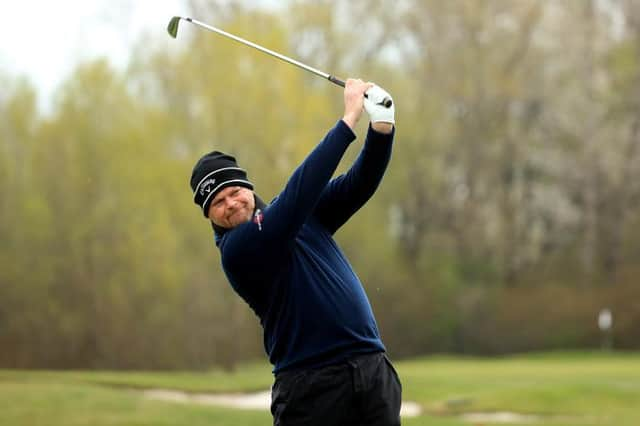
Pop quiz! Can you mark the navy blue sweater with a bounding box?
[215,120,394,373]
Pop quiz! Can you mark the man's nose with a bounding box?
[226,198,238,210]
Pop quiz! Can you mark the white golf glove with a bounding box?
[364,85,395,125]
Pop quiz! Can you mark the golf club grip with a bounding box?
[328,75,392,108]
[329,75,371,100]
[328,76,345,87]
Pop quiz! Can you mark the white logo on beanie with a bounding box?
[200,178,216,196]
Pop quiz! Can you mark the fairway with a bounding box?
[1,352,638,426]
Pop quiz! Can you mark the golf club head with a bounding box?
[167,16,182,38]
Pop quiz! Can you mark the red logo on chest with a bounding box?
[253,209,263,230]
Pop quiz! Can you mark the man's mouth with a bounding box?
[228,209,245,221]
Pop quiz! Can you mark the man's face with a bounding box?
[208,186,256,228]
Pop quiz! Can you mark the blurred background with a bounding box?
[1,0,639,372]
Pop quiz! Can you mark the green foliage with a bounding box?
[2,1,640,368]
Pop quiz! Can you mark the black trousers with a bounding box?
[271,352,402,426]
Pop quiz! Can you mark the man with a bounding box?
[190,79,401,425]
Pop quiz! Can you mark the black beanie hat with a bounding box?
[190,151,254,218]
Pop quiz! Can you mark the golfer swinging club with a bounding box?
[190,79,401,425]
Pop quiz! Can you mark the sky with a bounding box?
[0,0,279,112]
[0,0,190,109]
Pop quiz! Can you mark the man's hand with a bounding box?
[364,85,395,134]
[342,78,374,130]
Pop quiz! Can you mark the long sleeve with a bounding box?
[313,124,394,234]
[258,120,357,241]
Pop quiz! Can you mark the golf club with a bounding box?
[167,16,392,108]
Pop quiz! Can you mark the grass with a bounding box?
[1,351,638,425]
[0,381,270,426]
[0,361,274,393]
[398,351,640,425]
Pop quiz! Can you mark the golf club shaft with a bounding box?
[183,17,345,88]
